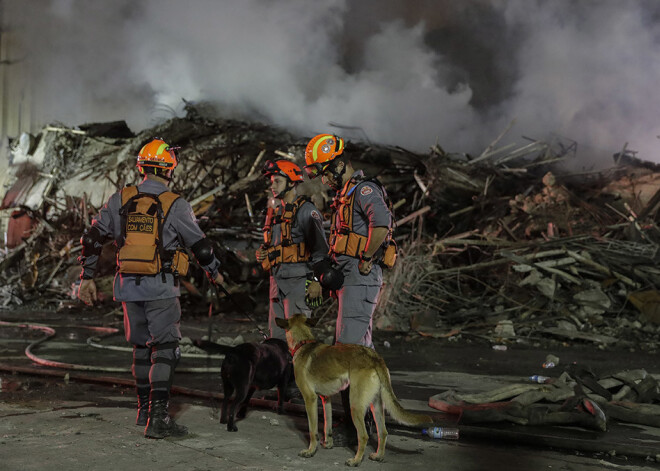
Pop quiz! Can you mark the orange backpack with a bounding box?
[117,186,189,278]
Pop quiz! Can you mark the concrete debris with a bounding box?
[0,106,659,354]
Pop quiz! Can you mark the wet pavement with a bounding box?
[1,307,659,471]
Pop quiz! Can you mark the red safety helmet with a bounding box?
[304,134,344,179]
[137,139,178,170]
[262,159,304,183]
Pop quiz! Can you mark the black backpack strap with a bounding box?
[156,191,181,281]
[119,186,139,247]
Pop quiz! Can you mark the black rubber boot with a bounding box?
[144,396,188,439]
[136,387,150,426]
[332,388,358,447]
[332,421,358,447]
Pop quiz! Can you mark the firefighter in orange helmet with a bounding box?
[305,133,396,445]
[256,159,329,339]
[78,138,225,439]
[304,133,394,347]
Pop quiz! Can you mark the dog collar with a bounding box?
[291,340,316,357]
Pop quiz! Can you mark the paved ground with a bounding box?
[1,307,659,470]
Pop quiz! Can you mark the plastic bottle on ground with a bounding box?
[422,426,459,440]
[529,375,550,383]
[543,354,559,368]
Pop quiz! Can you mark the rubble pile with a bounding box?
[380,150,660,351]
[1,106,659,350]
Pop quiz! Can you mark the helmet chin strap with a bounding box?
[274,181,294,200]
[327,160,346,190]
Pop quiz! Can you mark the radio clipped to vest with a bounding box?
[117,186,189,278]
[380,239,397,269]
[170,248,190,276]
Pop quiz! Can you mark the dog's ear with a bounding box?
[275,317,289,329]
[305,317,319,328]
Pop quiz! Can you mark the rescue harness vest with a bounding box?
[261,196,311,271]
[117,186,189,282]
[329,176,397,268]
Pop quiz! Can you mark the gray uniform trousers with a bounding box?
[268,264,312,340]
[124,297,182,393]
[334,256,383,349]
[81,179,221,397]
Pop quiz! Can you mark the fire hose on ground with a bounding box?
[0,319,315,417]
[0,320,223,372]
[0,319,437,424]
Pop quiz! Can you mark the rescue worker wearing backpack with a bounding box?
[304,133,397,444]
[256,159,329,339]
[77,138,225,439]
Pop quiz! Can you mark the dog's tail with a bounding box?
[377,363,433,426]
[193,339,235,355]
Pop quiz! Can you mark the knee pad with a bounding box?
[80,226,105,258]
[150,342,180,391]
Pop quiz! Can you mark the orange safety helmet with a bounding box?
[137,139,178,170]
[262,159,304,183]
[304,134,344,179]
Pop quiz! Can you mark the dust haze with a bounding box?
[5,0,660,165]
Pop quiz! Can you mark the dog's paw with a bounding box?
[298,448,316,458]
[322,437,333,449]
[368,452,384,462]
[345,457,362,467]
[227,424,238,432]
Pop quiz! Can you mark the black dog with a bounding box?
[194,338,293,432]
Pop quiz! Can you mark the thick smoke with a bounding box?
[5,0,660,164]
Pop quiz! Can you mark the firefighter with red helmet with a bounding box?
[256,158,329,339]
[77,138,224,439]
[304,133,397,444]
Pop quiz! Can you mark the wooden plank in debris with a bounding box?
[495,141,546,166]
[190,184,226,209]
[471,118,516,165]
[396,206,431,226]
[511,256,577,273]
[565,249,639,288]
[45,125,86,135]
[273,150,295,160]
[471,142,517,164]
[445,167,481,189]
[246,149,267,177]
[501,250,581,284]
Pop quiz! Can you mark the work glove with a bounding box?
[358,259,373,276]
[255,246,268,262]
[305,279,323,308]
[77,279,98,306]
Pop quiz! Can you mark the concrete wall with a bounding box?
[0,20,32,141]
[0,1,34,249]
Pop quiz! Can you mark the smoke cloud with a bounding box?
[5,0,660,164]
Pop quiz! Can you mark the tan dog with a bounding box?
[276,314,432,467]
